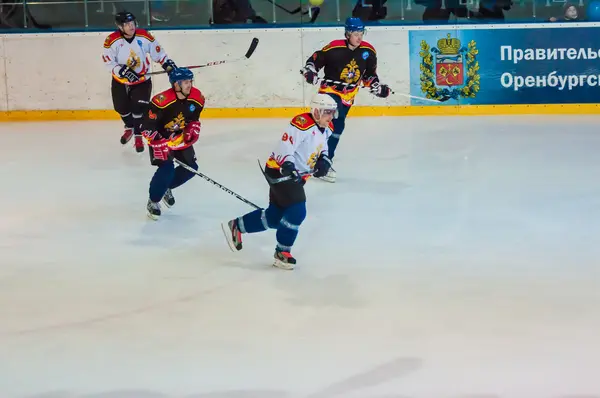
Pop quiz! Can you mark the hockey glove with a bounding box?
[183,121,201,146]
[149,138,171,161]
[370,81,391,98]
[143,130,172,162]
[162,59,177,73]
[118,65,140,83]
[301,64,319,85]
[313,153,332,178]
[281,161,302,184]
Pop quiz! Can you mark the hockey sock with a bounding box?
[132,113,143,136]
[276,202,306,252]
[149,161,175,202]
[170,160,198,189]
[237,204,283,234]
[325,94,350,159]
[120,113,134,128]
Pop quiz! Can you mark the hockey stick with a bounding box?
[262,0,304,14]
[147,38,260,76]
[174,159,261,210]
[257,159,314,184]
[303,72,442,103]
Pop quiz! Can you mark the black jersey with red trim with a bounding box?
[142,87,205,149]
[305,39,379,106]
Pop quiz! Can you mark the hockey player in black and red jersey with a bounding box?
[221,94,336,270]
[140,68,205,220]
[102,11,178,153]
[301,17,391,183]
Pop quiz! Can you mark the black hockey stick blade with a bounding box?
[257,159,313,184]
[263,0,302,14]
[245,38,259,59]
[148,38,259,76]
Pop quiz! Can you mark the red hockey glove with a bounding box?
[149,138,171,161]
[184,121,201,146]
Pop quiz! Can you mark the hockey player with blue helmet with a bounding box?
[301,17,391,183]
[140,67,206,220]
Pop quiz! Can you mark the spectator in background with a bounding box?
[352,0,388,21]
[549,3,579,21]
[211,0,268,24]
[416,0,469,24]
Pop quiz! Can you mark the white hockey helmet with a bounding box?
[310,93,338,119]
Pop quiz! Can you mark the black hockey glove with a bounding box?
[281,161,302,184]
[313,153,332,178]
[162,59,177,73]
[301,64,319,85]
[118,65,140,83]
[371,81,391,98]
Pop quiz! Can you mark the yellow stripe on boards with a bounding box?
[1,104,600,122]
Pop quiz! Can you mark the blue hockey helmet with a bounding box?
[344,17,365,33]
[169,67,194,85]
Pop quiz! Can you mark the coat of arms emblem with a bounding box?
[419,34,480,102]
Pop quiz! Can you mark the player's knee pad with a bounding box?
[281,202,306,230]
[264,204,284,229]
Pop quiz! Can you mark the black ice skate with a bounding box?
[317,165,336,183]
[221,219,243,251]
[162,188,175,208]
[147,199,161,220]
[120,127,134,145]
[273,249,296,270]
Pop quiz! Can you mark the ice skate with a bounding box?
[273,249,296,270]
[146,199,161,220]
[318,166,336,183]
[120,127,134,145]
[134,135,144,153]
[221,219,243,251]
[162,188,175,208]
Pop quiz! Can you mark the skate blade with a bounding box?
[273,259,295,270]
[317,175,335,183]
[221,222,240,252]
[147,211,160,221]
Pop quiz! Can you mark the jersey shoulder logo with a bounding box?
[152,89,177,108]
[290,113,315,131]
[104,31,122,48]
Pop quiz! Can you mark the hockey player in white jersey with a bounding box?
[102,11,177,153]
[222,94,336,270]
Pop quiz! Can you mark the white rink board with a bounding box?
[0,27,410,111]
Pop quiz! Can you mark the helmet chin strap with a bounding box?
[172,82,191,99]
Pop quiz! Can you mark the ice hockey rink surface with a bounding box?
[1,115,599,398]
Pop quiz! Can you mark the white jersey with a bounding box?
[102,28,169,85]
[266,113,332,175]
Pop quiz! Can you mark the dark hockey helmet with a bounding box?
[115,11,136,26]
[169,67,194,85]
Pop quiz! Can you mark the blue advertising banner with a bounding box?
[408,27,600,106]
